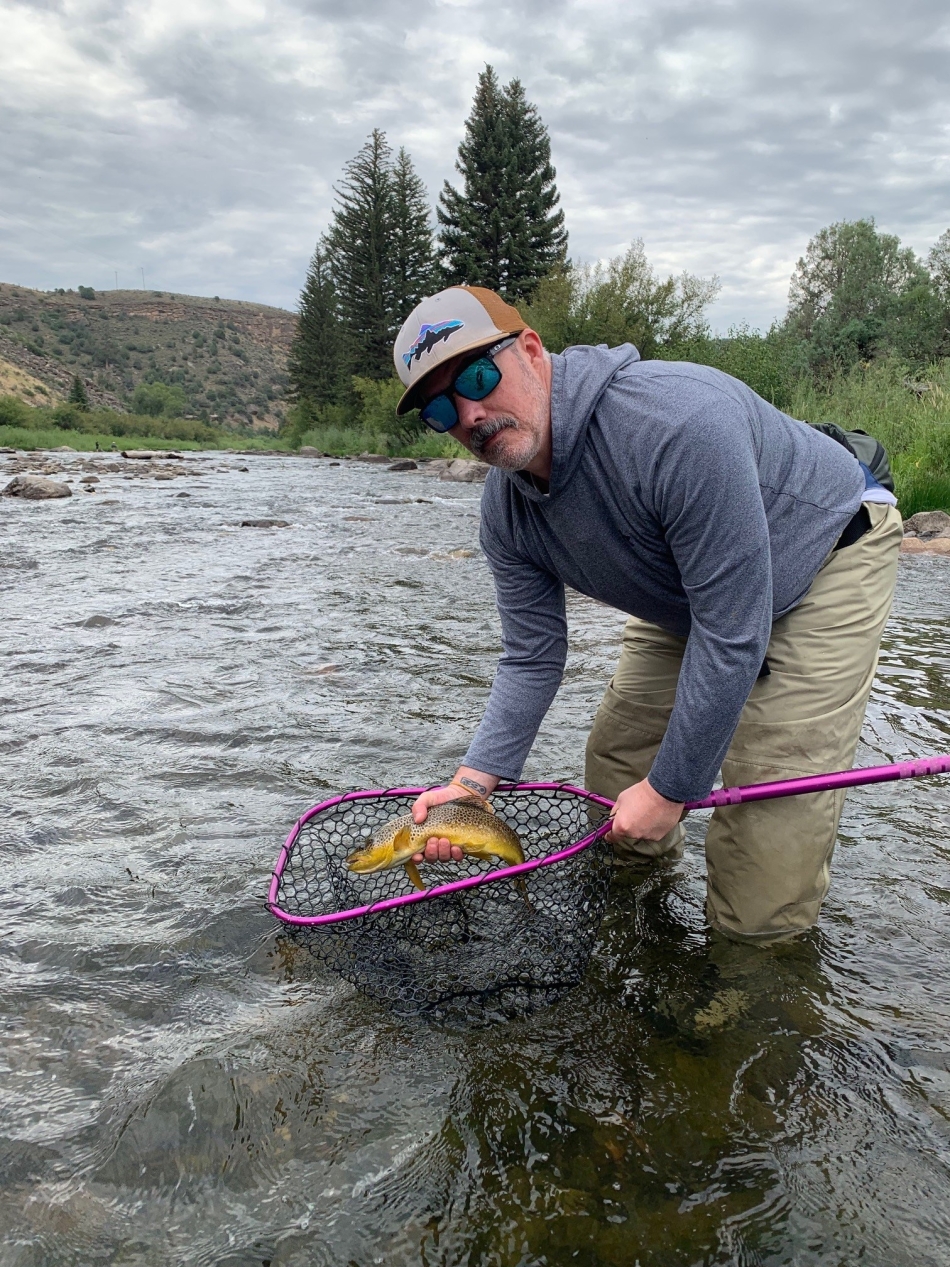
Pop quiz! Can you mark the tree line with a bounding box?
[288,63,950,436]
[287,65,567,429]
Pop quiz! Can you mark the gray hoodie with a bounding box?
[462,344,866,804]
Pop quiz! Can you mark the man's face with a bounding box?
[420,331,551,473]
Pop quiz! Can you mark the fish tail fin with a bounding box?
[514,876,534,913]
[404,859,426,891]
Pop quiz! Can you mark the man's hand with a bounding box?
[607,778,684,843]
[410,768,499,865]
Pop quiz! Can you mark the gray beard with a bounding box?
[470,416,538,470]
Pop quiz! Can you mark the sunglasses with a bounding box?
[419,337,517,432]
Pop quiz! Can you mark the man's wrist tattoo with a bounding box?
[453,775,489,797]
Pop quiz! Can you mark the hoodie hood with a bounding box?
[504,342,641,502]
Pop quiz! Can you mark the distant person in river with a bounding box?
[393,286,902,943]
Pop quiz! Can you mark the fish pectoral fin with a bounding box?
[404,859,426,891]
[393,826,412,850]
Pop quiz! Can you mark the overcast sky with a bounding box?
[2,0,948,330]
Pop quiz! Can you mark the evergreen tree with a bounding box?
[502,78,567,297]
[68,375,89,410]
[390,146,437,326]
[438,66,567,302]
[287,239,342,405]
[326,128,396,381]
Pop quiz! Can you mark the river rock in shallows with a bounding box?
[901,536,950,556]
[439,458,490,483]
[903,509,950,540]
[2,474,72,500]
[240,518,290,528]
[387,459,417,472]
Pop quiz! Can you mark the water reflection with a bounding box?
[1,456,949,1265]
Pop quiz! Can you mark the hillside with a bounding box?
[0,283,296,429]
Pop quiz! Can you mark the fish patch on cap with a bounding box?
[402,319,464,367]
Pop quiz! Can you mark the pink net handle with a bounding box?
[686,755,950,809]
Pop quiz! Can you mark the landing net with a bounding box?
[268,784,613,1020]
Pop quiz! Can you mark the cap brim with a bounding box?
[395,332,518,416]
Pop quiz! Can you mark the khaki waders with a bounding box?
[584,502,904,943]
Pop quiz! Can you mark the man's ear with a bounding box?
[518,327,546,369]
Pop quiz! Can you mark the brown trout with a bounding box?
[346,798,525,891]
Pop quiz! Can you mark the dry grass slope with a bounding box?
[0,283,295,428]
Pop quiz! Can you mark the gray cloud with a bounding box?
[1,0,947,330]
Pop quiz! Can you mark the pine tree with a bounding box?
[287,239,342,406]
[502,78,567,298]
[438,66,567,302]
[438,66,510,294]
[390,146,437,326]
[326,128,396,381]
[68,375,89,410]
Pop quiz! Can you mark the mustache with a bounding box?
[469,417,517,457]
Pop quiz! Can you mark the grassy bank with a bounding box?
[4,357,949,514]
[0,425,296,454]
[786,359,950,516]
[297,424,465,459]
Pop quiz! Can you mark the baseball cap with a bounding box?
[393,285,527,415]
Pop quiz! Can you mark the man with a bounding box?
[394,285,902,942]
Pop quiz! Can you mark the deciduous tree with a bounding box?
[786,218,943,371]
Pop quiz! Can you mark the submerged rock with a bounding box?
[240,518,291,528]
[2,474,72,500]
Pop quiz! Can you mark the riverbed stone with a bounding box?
[298,446,324,458]
[901,535,950,555]
[2,474,72,500]
[240,518,291,528]
[903,509,950,539]
[387,459,418,472]
[122,450,184,460]
[356,452,391,464]
[440,458,490,482]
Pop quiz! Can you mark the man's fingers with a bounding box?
[411,783,471,823]
[411,837,465,864]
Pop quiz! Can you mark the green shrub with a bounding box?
[351,375,424,444]
[658,326,795,409]
[0,395,30,427]
[131,381,186,417]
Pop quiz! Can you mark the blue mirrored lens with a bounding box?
[455,357,501,401]
[420,393,458,432]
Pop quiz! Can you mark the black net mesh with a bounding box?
[273,788,612,1021]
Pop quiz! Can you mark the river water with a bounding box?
[2,453,949,1267]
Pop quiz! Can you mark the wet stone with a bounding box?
[2,474,72,500]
